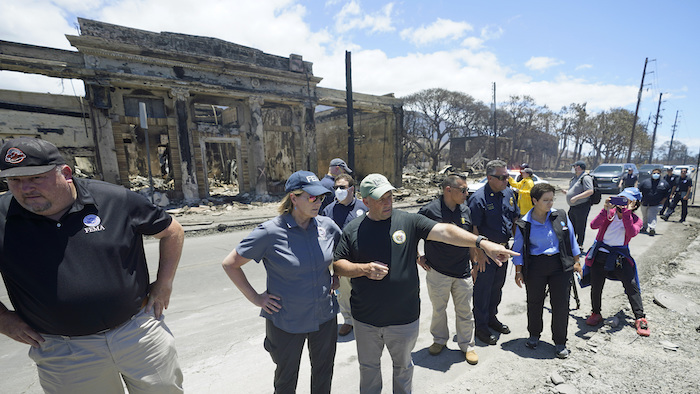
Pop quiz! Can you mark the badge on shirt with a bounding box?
[318,227,327,240]
[461,217,466,225]
[83,214,106,234]
[392,230,407,244]
[509,197,514,206]
[356,209,365,217]
[561,221,567,230]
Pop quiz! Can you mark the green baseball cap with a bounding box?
[360,173,396,199]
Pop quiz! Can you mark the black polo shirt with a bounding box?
[418,196,472,278]
[676,176,692,193]
[639,178,671,206]
[0,178,172,335]
[468,183,519,244]
[334,210,436,327]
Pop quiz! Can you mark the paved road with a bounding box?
[0,179,673,393]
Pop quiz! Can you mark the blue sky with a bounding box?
[1,0,698,158]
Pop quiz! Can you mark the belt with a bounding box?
[533,253,558,257]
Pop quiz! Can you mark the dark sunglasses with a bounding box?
[307,194,326,203]
[452,186,468,193]
[332,185,349,190]
[489,174,509,181]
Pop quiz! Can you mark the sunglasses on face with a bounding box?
[307,194,326,203]
[454,186,468,193]
[332,185,349,190]
[489,175,509,181]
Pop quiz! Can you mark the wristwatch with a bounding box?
[475,235,487,250]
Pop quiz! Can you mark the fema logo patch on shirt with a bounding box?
[392,230,407,244]
[356,209,365,217]
[83,214,106,234]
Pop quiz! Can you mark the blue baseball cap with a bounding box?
[285,171,331,196]
[617,187,641,202]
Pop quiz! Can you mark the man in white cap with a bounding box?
[333,173,517,394]
[0,138,185,393]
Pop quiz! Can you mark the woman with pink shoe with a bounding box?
[580,187,650,336]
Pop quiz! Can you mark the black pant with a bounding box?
[665,193,688,221]
[264,317,337,394]
[589,251,645,319]
[524,254,572,345]
[568,202,591,249]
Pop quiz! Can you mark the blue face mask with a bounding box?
[652,173,661,180]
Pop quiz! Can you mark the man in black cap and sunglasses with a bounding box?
[565,160,594,250]
[0,138,184,393]
[468,160,520,346]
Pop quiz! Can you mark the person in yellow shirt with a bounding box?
[509,168,535,215]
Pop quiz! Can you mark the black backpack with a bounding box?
[580,174,601,204]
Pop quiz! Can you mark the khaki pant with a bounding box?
[29,308,183,394]
[426,268,475,352]
[337,276,353,325]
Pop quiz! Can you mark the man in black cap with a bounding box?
[564,160,594,250]
[0,138,185,393]
[320,158,353,210]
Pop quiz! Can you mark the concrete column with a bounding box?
[171,88,199,201]
[247,96,268,197]
[89,105,120,184]
[303,103,317,172]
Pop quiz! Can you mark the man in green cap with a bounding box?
[333,173,517,394]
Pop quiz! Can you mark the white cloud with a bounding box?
[400,18,473,46]
[333,1,395,34]
[576,64,593,71]
[480,25,503,41]
[525,56,564,71]
[461,36,484,50]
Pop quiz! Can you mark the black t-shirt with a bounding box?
[622,173,638,187]
[418,197,472,278]
[0,178,172,335]
[334,210,436,327]
[639,178,671,206]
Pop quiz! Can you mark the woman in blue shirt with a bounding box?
[222,171,341,393]
[512,183,582,359]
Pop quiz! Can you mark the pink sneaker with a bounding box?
[586,313,603,326]
[636,318,650,336]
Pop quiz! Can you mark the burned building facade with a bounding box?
[0,18,402,201]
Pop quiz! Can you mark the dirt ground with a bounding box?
[167,174,700,394]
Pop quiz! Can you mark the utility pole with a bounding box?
[649,93,662,163]
[627,57,648,163]
[345,51,355,171]
[668,110,679,163]
[492,82,497,158]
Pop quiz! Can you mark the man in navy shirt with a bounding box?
[417,173,478,365]
[468,160,520,346]
[662,167,693,223]
[322,173,368,337]
[319,158,352,211]
[660,166,678,216]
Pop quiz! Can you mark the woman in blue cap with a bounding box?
[581,187,650,336]
[222,171,341,393]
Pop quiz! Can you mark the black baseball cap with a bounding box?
[0,138,66,178]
